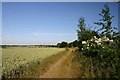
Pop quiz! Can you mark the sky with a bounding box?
[1,0,116,2]
[2,2,118,45]
[118,3,120,31]
[0,2,2,45]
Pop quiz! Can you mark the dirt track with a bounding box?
[39,49,80,78]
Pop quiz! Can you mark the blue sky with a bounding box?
[0,2,1,45]
[2,2,118,45]
[2,0,116,2]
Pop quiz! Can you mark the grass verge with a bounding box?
[18,50,67,78]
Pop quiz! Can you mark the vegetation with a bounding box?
[2,47,64,78]
[2,45,57,49]
[68,40,78,48]
[1,3,119,79]
[57,40,78,48]
[57,41,68,48]
[77,18,99,50]
[76,3,120,78]
[94,3,116,39]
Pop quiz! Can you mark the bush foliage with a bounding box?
[76,3,120,78]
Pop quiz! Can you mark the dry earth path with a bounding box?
[39,48,81,78]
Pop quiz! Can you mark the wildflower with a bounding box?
[95,40,99,43]
[106,38,109,41]
[82,41,86,44]
[87,47,89,49]
[98,42,101,45]
[87,44,89,47]
[109,40,113,43]
[90,38,93,41]
[98,38,102,42]
[101,35,110,42]
[82,48,84,50]
[94,36,97,39]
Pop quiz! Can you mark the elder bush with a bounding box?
[82,37,120,78]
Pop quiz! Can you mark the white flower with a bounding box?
[82,41,86,44]
[106,38,109,41]
[101,36,110,42]
[102,35,107,39]
[87,44,89,47]
[87,47,89,49]
[95,40,99,43]
[109,40,113,43]
[90,39,93,41]
[94,36,97,39]
[94,40,101,45]
[82,48,84,50]
[98,42,101,45]
[98,38,102,42]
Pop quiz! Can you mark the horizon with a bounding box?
[2,2,118,45]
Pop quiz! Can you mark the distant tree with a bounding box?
[72,40,78,47]
[68,42,73,48]
[57,43,61,48]
[68,40,78,48]
[2,45,7,49]
[94,3,115,39]
[60,41,68,48]
[57,42,68,48]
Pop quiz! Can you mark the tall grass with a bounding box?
[2,47,65,78]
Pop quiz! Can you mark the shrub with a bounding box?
[81,38,120,78]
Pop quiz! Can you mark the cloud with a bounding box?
[32,32,76,36]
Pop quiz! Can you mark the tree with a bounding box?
[94,3,115,39]
[77,18,95,50]
[68,42,73,48]
[77,18,86,41]
[77,18,87,50]
[68,40,78,48]
[72,40,78,47]
[57,41,68,48]
[60,42,68,48]
[57,43,61,48]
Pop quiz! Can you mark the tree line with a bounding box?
[57,40,78,48]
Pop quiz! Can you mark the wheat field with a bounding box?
[2,47,65,78]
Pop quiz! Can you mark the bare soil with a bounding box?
[39,48,81,78]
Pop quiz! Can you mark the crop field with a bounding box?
[2,47,65,78]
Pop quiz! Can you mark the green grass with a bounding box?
[2,47,65,78]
